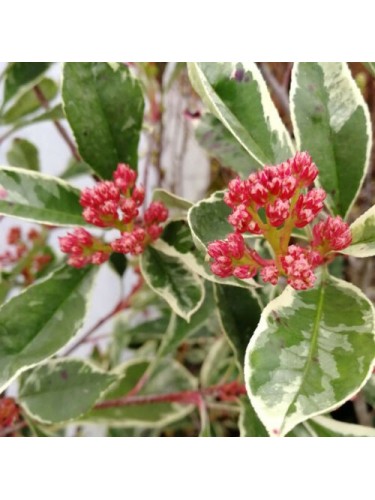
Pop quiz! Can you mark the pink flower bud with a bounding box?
[289,151,318,187]
[294,188,326,228]
[132,186,145,205]
[266,199,290,227]
[260,264,279,285]
[224,177,251,208]
[144,201,168,225]
[281,245,317,290]
[7,227,21,245]
[113,163,137,191]
[312,216,352,252]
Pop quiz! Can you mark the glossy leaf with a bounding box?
[2,62,51,105]
[341,205,375,257]
[83,358,197,428]
[109,252,128,277]
[19,359,117,424]
[195,114,259,175]
[1,78,58,124]
[0,166,83,225]
[290,62,372,218]
[0,265,97,393]
[187,62,294,168]
[7,138,40,171]
[62,62,144,178]
[140,246,204,322]
[215,284,262,367]
[245,274,375,436]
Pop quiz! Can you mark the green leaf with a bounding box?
[290,62,372,218]
[83,358,197,428]
[0,265,97,392]
[187,62,294,168]
[0,166,83,225]
[195,114,259,175]
[2,62,51,105]
[214,284,262,367]
[341,205,375,257]
[239,397,268,437]
[245,274,375,436]
[157,282,215,358]
[2,78,58,124]
[7,138,40,171]
[62,62,144,178]
[19,359,117,424]
[140,246,205,321]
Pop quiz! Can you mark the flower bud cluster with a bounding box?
[59,164,168,268]
[208,152,352,291]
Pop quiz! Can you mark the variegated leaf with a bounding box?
[140,246,204,322]
[0,265,97,393]
[0,166,83,225]
[245,274,375,436]
[239,397,268,437]
[290,62,372,218]
[341,204,375,257]
[19,359,117,424]
[187,62,294,168]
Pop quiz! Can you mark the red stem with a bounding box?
[33,85,81,162]
[95,381,246,410]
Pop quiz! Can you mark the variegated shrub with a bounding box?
[1,62,375,437]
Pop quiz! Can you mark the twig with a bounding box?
[33,84,81,161]
[95,381,246,410]
[63,277,143,356]
[260,63,290,116]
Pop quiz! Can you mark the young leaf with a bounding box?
[290,62,372,218]
[340,204,375,257]
[187,62,294,168]
[62,62,144,178]
[245,274,375,437]
[7,138,40,171]
[0,166,83,225]
[214,284,262,367]
[140,246,205,322]
[19,359,117,424]
[82,358,197,428]
[2,62,51,105]
[0,265,97,393]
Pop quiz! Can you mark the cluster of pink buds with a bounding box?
[0,226,52,284]
[208,152,352,291]
[59,164,168,268]
[0,397,19,429]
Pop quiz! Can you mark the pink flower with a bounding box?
[261,264,279,285]
[144,201,169,225]
[59,228,110,268]
[312,216,352,252]
[266,199,290,227]
[224,177,252,208]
